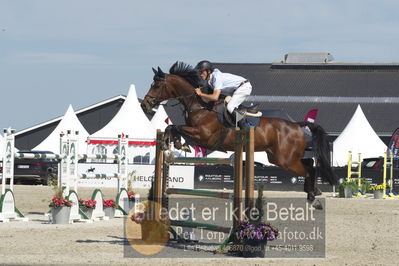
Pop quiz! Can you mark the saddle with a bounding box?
[224,96,262,117]
[215,99,261,129]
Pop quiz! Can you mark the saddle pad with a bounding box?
[215,104,261,128]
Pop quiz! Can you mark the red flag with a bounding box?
[164,117,170,125]
[194,146,206,158]
[194,145,206,165]
[388,128,399,156]
[304,109,318,123]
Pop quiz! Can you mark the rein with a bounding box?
[147,74,206,113]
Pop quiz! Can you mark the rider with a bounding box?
[194,60,257,120]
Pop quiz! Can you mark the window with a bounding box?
[92,145,107,162]
[133,152,150,164]
[92,145,107,155]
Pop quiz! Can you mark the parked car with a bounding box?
[14,150,59,185]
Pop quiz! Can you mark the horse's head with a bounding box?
[141,66,171,113]
[141,62,203,114]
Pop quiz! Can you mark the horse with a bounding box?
[141,61,336,206]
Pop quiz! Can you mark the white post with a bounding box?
[67,130,79,193]
[59,132,68,195]
[60,134,69,196]
[2,129,15,194]
[0,128,28,222]
[114,134,130,217]
[1,129,6,195]
[118,134,128,192]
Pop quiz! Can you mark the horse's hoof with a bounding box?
[172,139,182,149]
[307,192,315,202]
[181,144,191,153]
[312,199,323,210]
[162,143,169,150]
[315,187,322,196]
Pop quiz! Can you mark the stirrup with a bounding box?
[236,108,262,117]
[245,111,262,117]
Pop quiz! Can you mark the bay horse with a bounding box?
[141,62,336,206]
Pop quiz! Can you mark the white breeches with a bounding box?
[226,82,252,113]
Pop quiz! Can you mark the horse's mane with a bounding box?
[169,61,202,88]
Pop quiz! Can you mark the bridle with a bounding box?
[144,77,167,105]
[144,74,204,113]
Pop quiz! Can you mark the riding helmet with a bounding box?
[195,60,214,71]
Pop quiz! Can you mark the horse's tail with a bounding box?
[298,122,336,185]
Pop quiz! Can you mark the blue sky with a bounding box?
[1,0,399,131]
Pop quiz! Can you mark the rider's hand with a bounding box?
[195,88,203,96]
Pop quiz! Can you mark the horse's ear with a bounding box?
[152,67,158,75]
[158,67,165,77]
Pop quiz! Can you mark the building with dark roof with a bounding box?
[15,53,399,149]
[211,58,399,143]
[15,95,126,150]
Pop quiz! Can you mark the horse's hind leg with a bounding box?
[282,158,323,209]
[279,158,313,199]
[302,158,316,201]
[302,158,322,195]
[302,158,323,210]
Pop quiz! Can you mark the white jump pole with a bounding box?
[0,128,28,222]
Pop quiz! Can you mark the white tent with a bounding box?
[150,104,199,158]
[333,105,387,166]
[88,84,156,162]
[90,84,155,140]
[151,105,171,131]
[33,105,89,154]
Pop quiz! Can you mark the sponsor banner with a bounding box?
[78,178,118,188]
[73,163,399,192]
[360,169,399,189]
[78,163,118,188]
[194,166,399,192]
[76,163,194,189]
[169,165,195,189]
[128,165,153,189]
[194,165,332,191]
[129,165,194,189]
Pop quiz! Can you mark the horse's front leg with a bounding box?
[170,129,187,151]
[172,125,202,152]
[163,125,192,152]
[162,125,175,150]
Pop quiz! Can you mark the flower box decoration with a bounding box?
[234,221,279,257]
[79,198,97,219]
[370,184,389,199]
[49,196,73,224]
[103,199,118,219]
